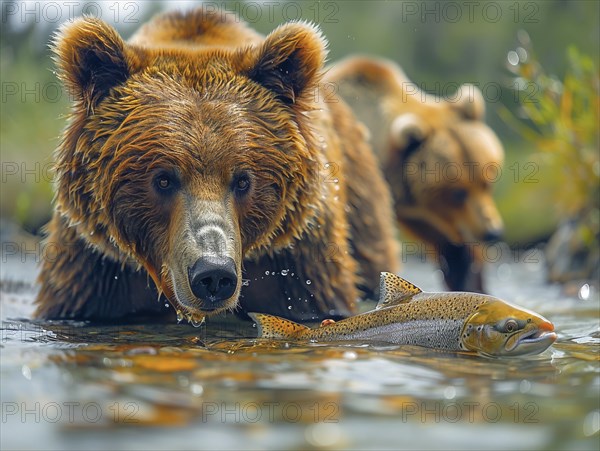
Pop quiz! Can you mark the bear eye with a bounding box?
[232,173,251,197]
[451,188,468,206]
[153,172,178,194]
[504,319,518,333]
[158,177,170,189]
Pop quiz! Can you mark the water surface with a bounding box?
[1,251,598,450]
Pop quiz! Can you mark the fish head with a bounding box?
[460,298,557,357]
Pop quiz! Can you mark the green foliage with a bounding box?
[501,40,600,218]
[2,0,599,242]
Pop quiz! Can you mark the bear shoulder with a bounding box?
[327,56,411,96]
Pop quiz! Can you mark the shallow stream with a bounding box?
[1,250,598,450]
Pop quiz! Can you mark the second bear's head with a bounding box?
[52,16,329,318]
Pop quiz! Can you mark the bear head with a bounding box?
[52,16,328,320]
[387,84,505,247]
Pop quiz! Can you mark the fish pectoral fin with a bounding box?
[248,313,310,339]
[376,272,423,309]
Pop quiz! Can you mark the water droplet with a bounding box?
[507,50,519,66]
[306,280,312,285]
[583,410,600,437]
[288,306,292,310]
[164,303,170,308]
[114,275,118,280]
[190,383,204,395]
[242,279,250,286]
[579,284,590,301]
[519,379,531,393]
[443,386,456,399]
[21,365,32,380]
[265,271,270,275]
[281,269,289,276]
[517,29,531,46]
[516,46,528,63]
[191,316,205,327]
[305,422,342,448]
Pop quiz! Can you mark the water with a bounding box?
[1,252,598,450]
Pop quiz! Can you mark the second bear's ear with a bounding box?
[52,17,135,111]
[244,22,327,105]
[451,84,486,120]
[390,113,431,151]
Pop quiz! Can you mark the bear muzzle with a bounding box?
[188,256,237,309]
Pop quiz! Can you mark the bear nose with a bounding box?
[188,256,237,305]
[483,228,503,243]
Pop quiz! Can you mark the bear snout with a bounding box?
[482,227,503,243]
[187,256,238,309]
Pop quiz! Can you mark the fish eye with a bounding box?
[504,319,519,333]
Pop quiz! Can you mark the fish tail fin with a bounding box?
[248,313,310,339]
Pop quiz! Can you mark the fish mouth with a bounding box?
[505,327,557,355]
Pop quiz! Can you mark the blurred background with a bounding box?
[1,0,599,284]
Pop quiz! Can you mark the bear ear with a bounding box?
[52,17,134,111]
[244,22,327,105]
[390,113,431,151]
[451,84,485,120]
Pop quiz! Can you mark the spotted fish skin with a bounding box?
[253,292,489,350]
[250,272,557,356]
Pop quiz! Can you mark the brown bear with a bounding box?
[326,57,504,292]
[34,10,399,323]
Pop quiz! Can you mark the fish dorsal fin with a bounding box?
[376,272,422,309]
[248,313,310,339]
